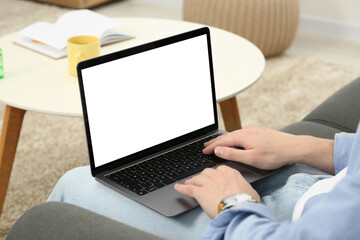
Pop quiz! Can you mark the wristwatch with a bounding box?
[218,193,257,214]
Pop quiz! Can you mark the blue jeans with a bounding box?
[48,166,330,239]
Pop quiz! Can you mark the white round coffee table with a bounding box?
[0,17,265,215]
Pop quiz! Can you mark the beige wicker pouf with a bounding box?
[183,0,299,57]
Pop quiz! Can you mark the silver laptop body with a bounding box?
[77,28,271,217]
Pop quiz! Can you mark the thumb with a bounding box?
[174,183,196,198]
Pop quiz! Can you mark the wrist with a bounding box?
[293,136,334,174]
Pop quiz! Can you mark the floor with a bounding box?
[93,0,360,69]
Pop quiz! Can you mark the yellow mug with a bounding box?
[67,35,100,76]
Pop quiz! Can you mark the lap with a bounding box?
[48,165,329,239]
[48,166,210,240]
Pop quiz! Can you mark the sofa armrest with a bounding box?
[7,201,166,240]
[266,77,360,191]
[302,77,360,133]
[281,77,360,139]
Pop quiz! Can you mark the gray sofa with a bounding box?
[7,77,360,240]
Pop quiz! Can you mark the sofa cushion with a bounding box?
[281,121,341,139]
[7,201,165,240]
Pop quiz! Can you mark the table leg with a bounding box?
[219,96,242,132]
[0,105,26,216]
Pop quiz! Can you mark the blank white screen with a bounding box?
[81,35,215,167]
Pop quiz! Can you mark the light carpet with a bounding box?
[1,0,360,239]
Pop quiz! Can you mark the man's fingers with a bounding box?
[175,168,216,194]
[203,131,245,154]
[214,146,253,165]
[201,167,216,177]
[216,164,233,172]
[184,168,214,186]
[203,138,218,147]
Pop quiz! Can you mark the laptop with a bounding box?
[77,27,272,217]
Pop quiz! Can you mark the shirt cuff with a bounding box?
[333,132,356,174]
[202,202,276,239]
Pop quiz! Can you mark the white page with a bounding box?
[19,10,121,50]
[14,37,67,59]
[55,10,120,40]
[19,22,67,49]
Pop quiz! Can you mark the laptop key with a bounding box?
[134,189,148,196]
[140,181,153,188]
[112,134,224,196]
[149,178,161,184]
[108,173,133,185]
[144,186,157,193]
[209,155,225,164]
[173,162,216,181]
[154,182,166,189]
[166,171,179,178]
[129,185,144,192]
[123,180,141,189]
[174,169,186,176]
[139,176,149,182]
[162,178,176,185]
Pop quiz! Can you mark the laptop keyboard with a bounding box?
[106,133,224,196]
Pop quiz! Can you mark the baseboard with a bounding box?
[137,0,183,8]
[299,15,360,43]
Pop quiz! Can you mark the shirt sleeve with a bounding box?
[202,126,360,240]
[333,132,356,174]
[202,173,360,240]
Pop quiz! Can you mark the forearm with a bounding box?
[290,132,356,175]
[289,135,335,175]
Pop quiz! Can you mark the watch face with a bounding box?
[223,194,253,206]
[219,193,256,213]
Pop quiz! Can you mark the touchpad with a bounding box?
[222,162,266,183]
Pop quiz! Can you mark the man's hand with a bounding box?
[203,126,335,174]
[174,165,260,219]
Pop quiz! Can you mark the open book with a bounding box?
[14,10,133,59]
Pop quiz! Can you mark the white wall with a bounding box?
[299,0,360,42]
[139,0,359,42]
[300,0,360,25]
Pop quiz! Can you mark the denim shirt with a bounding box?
[202,131,360,240]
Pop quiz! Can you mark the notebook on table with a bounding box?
[77,27,272,217]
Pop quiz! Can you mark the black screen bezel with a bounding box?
[77,27,218,176]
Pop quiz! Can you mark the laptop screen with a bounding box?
[80,31,216,168]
